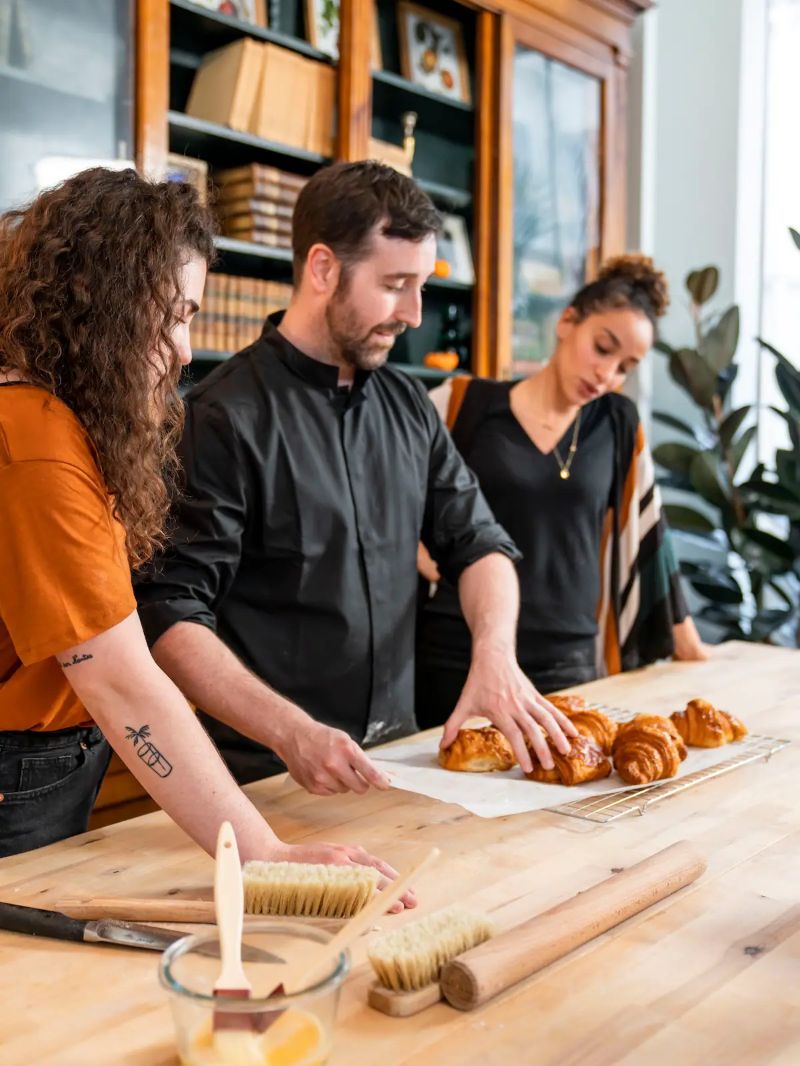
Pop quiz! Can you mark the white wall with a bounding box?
[626,0,768,451]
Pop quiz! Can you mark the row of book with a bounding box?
[192,273,293,354]
[214,163,305,249]
[186,38,335,157]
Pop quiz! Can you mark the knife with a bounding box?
[0,901,283,962]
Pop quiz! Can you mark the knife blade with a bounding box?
[0,901,284,963]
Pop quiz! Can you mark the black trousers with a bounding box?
[0,725,111,857]
[415,648,599,731]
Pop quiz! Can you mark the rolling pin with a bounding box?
[438,840,705,1012]
[51,897,343,932]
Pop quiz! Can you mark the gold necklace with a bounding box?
[552,410,582,480]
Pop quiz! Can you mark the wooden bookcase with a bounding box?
[136,0,650,386]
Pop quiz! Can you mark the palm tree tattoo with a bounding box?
[124,724,173,778]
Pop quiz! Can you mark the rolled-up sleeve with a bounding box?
[134,398,250,646]
[421,398,521,585]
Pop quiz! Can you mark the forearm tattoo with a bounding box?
[124,724,174,778]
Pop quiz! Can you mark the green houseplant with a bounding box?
[653,265,798,642]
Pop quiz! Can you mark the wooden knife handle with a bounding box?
[440,840,706,1011]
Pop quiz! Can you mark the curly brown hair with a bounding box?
[0,167,215,568]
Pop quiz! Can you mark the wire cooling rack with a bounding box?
[547,703,790,824]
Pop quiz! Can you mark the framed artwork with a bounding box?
[189,0,267,27]
[397,2,470,105]
[304,0,382,68]
[437,213,474,285]
[165,153,209,205]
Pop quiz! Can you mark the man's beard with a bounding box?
[325,282,407,371]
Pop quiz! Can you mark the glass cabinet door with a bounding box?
[0,0,133,212]
[510,45,601,373]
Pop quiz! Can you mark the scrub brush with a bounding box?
[368,905,494,996]
[242,860,381,918]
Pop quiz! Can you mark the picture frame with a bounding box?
[189,0,267,28]
[397,2,470,105]
[436,213,474,285]
[304,0,382,69]
[165,153,209,205]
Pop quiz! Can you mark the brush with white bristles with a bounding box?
[242,860,380,919]
[367,906,494,1015]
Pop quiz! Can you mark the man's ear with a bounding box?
[304,243,341,296]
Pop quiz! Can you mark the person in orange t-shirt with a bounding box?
[0,167,413,906]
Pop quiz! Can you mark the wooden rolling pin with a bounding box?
[439,840,705,1012]
[51,897,343,932]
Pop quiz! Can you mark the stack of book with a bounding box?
[192,273,293,353]
[213,164,305,249]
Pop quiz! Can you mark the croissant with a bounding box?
[438,726,517,772]
[612,715,687,785]
[564,708,618,754]
[524,734,612,787]
[548,693,589,715]
[671,699,748,747]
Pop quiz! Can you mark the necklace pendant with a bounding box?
[559,468,570,480]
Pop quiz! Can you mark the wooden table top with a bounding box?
[1,641,798,1065]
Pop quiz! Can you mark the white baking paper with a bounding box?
[371,733,774,819]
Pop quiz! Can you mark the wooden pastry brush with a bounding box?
[242,859,380,918]
[367,906,494,1016]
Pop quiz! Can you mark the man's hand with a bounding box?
[277,720,391,796]
[441,645,577,773]
[270,840,416,913]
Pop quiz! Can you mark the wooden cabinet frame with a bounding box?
[135,0,649,382]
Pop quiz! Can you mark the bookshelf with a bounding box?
[135,0,652,385]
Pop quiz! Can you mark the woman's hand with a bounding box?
[270,841,417,913]
[672,617,710,662]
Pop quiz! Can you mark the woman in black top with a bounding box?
[416,255,707,728]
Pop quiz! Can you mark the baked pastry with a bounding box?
[547,693,589,715]
[524,734,612,786]
[612,715,687,785]
[564,708,618,754]
[438,726,517,773]
[671,699,748,747]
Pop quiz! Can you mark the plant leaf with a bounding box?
[751,607,796,641]
[718,405,750,448]
[730,425,757,478]
[740,526,795,570]
[717,363,739,405]
[689,573,744,604]
[700,306,740,372]
[685,266,719,306]
[654,339,674,356]
[690,451,729,508]
[790,227,800,251]
[652,411,703,440]
[652,441,702,475]
[669,348,718,408]
[741,479,800,517]
[663,504,717,534]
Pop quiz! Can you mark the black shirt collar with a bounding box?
[262,311,371,395]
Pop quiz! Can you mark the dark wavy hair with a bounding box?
[0,167,215,568]
[570,254,670,328]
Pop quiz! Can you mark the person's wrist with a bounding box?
[471,635,516,661]
[260,698,314,760]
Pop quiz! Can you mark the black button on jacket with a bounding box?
[135,314,519,775]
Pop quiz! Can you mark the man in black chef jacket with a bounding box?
[134,161,574,791]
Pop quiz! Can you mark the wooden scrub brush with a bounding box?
[367,905,494,1016]
[242,860,381,918]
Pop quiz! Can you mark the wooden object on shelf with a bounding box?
[305,60,336,156]
[185,37,263,131]
[214,163,307,192]
[165,152,209,203]
[367,137,411,176]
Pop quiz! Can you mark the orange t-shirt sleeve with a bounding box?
[0,459,136,664]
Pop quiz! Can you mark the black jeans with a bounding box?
[0,725,111,857]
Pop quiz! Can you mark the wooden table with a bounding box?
[1,642,799,1065]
